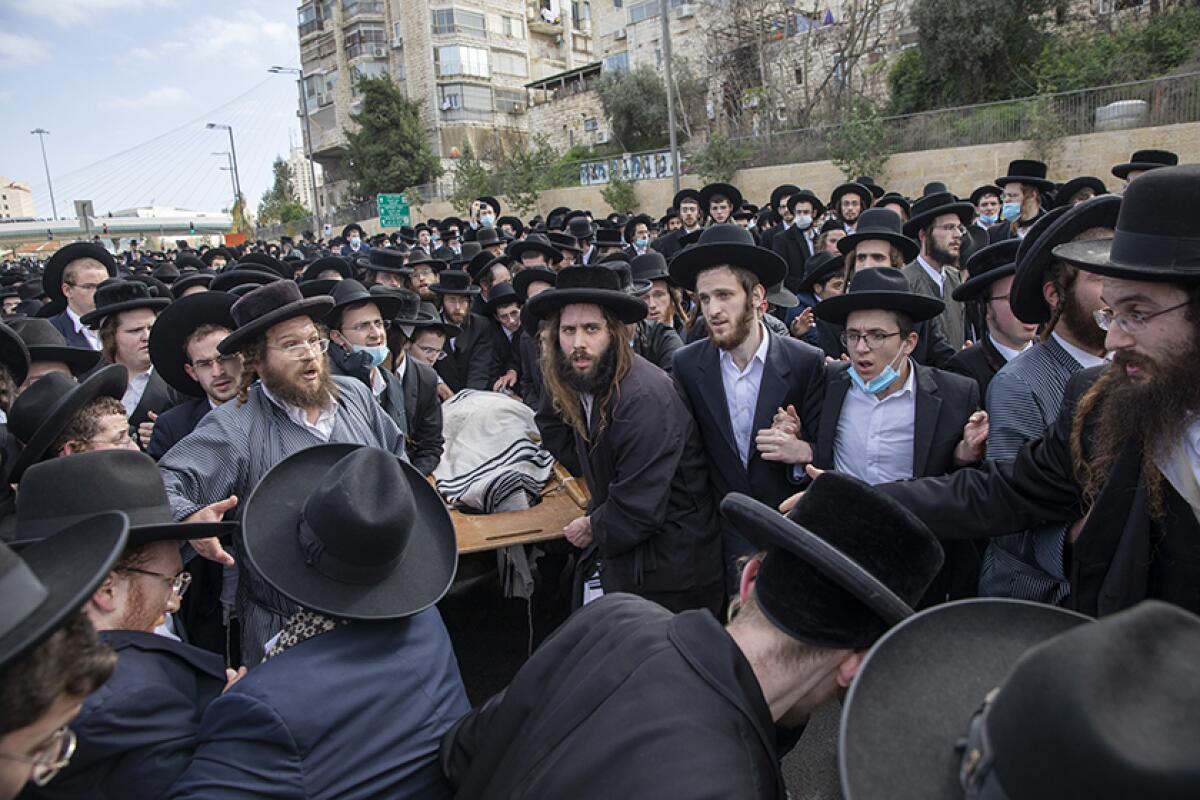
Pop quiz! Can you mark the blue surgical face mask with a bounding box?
[1001,202,1021,222]
[979,213,998,225]
[349,235,361,246]
[480,213,495,227]
[634,237,649,249]
[795,214,814,230]
[849,347,906,395]
[351,343,390,369]
[432,234,441,244]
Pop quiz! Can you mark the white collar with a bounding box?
[916,255,945,291]
[1051,331,1107,369]
[719,322,769,374]
[988,334,1032,363]
[395,352,408,381]
[65,305,87,332]
[850,357,916,401]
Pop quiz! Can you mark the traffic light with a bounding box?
[46,229,53,241]
[189,221,196,234]
[102,223,109,235]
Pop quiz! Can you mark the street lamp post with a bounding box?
[659,0,680,194]
[269,66,323,232]
[212,152,237,208]
[30,128,58,219]
[205,123,242,204]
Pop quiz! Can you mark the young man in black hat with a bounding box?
[430,270,497,393]
[43,243,118,351]
[830,182,873,233]
[528,266,723,613]
[971,184,1003,228]
[772,190,825,291]
[508,233,562,273]
[901,192,975,350]
[338,223,369,258]
[439,473,944,799]
[651,189,705,260]
[467,196,501,238]
[1053,175,1107,209]
[384,293,445,475]
[474,225,505,257]
[989,159,1054,243]
[357,247,411,289]
[868,166,1200,618]
[156,280,410,664]
[622,214,654,258]
[484,282,524,395]
[1111,147,1177,184]
[0,514,128,800]
[669,225,826,592]
[759,183,801,250]
[169,445,469,800]
[631,252,689,340]
[786,252,847,356]
[699,182,743,226]
[405,252,445,303]
[513,269,556,410]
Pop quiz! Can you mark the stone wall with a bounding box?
[527,86,606,152]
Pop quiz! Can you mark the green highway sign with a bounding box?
[377,193,412,228]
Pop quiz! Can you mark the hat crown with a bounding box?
[367,248,408,270]
[964,239,1020,276]
[230,280,305,329]
[93,278,152,311]
[1114,164,1199,239]
[695,223,756,248]
[556,266,622,292]
[434,270,472,292]
[18,449,172,524]
[1130,148,1178,166]
[416,301,441,319]
[910,191,960,218]
[330,279,372,307]
[9,372,76,443]
[846,266,909,295]
[630,252,669,281]
[476,226,501,244]
[852,208,905,237]
[567,217,594,239]
[1004,159,1049,180]
[9,318,69,348]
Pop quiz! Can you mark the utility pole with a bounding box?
[269,66,323,232]
[30,128,58,219]
[206,123,243,203]
[212,152,237,208]
[660,0,681,193]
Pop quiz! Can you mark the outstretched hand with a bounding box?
[779,465,826,513]
[954,411,989,466]
[185,495,238,566]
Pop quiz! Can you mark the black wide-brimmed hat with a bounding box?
[508,233,562,265]
[699,182,744,213]
[484,282,521,314]
[995,158,1055,191]
[672,188,702,212]
[408,301,461,338]
[512,267,557,302]
[0,323,30,387]
[839,598,1091,800]
[242,444,457,620]
[1009,194,1121,323]
[175,253,207,273]
[546,231,583,255]
[381,286,437,326]
[630,251,672,286]
[837,208,920,262]
[969,184,1002,206]
[171,270,216,298]
[356,247,411,276]
[466,251,498,283]
[854,175,886,199]
[329,279,403,322]
[526,266,648,325]
[44,242,118,305]
[237,252,293,280]
[766,280,798,309]
[769,183,802,209]
[301,255,355,282]
[406,251,448,273]
[476,195,501,215]
[149,291,237,397]
[209,268,280,294]
[669,224,787,291]
[1053,175,1107,209]
[341,222,366,240]
[952,239,1021,302]
[8,365,128,483]
[7,317,94,377]
[786,189,827,217]
[815,267,944,325]
[200,247,233,266]
[9,449,236,546]
[429,270,480,297]
[829,182,874,213]
[151,262,180,284]
[79,279,169,328]
[719,472,943,649]
[1111,148,1178,180]
[622,214,655,244]
[474,226,504,248]
[594,228,624,248]
[566,216,595,243]
[875,192,911,219]
[795,252,843,294]
[1052,165,1200,283]
[218,280,334,355]
[0,512,128,672]
[496,215,525,238]
[299,278,339,299]
[902,191,976,238]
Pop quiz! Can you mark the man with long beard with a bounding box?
[528,266,723,615]
[157,280,408,664]
[854,166,1200,618]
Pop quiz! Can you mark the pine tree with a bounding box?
[346,76,442,199]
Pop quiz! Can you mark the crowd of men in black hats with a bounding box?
[1,148,1199,799]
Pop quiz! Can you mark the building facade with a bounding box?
[288,145,319,211]
[0,178,35,220]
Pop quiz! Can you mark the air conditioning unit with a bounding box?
[614,28,627,39]
[371,46,388,57]
[595,130,610,144]
[676,3,695,18]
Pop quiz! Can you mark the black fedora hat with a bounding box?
[299,278,339,299]
[0,512,128,672]
[854,175,886,199]
[429,269,480,297]
[151,262,180,284]
[902,191,976,238]
[829,181,874,213]
[78,278,169,328]
[766,280,798,309]
[1111,148,1178,180]
[209,268,280,294]
[837,208,920,262]
[874,192,911,219]
[476,195,501,216]
[921,181,948,197]
[496,215,525,238]
[329,279,403,322]
[218,280,334,355]
[545,206,571,229]
[237,252,293,280]
[622,214,655,244]
[815,267,944,325]
[599,258,651,295]
[546,231,583,255]
[526,266,648,325]
[594,227,624,248]
[467,251,499,283]
[952,239,1021,302]
[719,471,943,649]
[199,247,233,267]
[406,251,448,273]
[242,444,457,620]
[1052,165,1200,283]
[669,224,787,292]
[43,242,117,305]
[566,216,595,242]
[508,233,563,265]
[449,242,483,269]
[769,183,802,209]
[356,247,411,276]
[1053,175,1107,209]
[484,282,521,314]
[149,291,238,397]
[409,301,460,338]
[8,365,128,483]
[672,188,702,211]
[171,270,216,298]
[380,286,436,326]
[474,226,504,248]
[10,449,236,545]
[1009,194,1121,323]
[175,253,207,273]
[7,317,95,377]
[785,189,827,217]
[0,323,30,387]
[839,598,1091,800]
[630,251,672,286]
[795,252,842,294]
[969,184,1002,206]
[995,158,1055,191]
[301,255,355,282]
[511,267,557,302]
[341,222,366,240]
[699,182,744,213]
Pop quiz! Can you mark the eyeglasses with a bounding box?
[933,223,968,236]
[343,319,390,335]
[189,353,241,372]
[64,282,102,292]
[117,567,192,597]
[1094,300,1189,334]
[414,344,447,361]
[0,726,77,786]
[268,336,329,360]
[841,330,902,350]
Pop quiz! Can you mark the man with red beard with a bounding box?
[157,280,409,664]
[528,266,723,614]
[863,166,1200,618]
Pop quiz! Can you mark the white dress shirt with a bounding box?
[395,352,408,382]
[1051,331,1107,369]
[989,334,1032,364]
[121,369,153,417]
[833,362,917,485]
[67,306,102,351]
[261,383,337,441]
[917,255,945,296]
[719,323,770,467]
[1158,419,1200,519]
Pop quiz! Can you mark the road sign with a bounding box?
[377,193,411,228]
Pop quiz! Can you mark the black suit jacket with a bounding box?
[771,226,813,293]
[945,337,1008,408]
[49,310,94,350]
[129,369,184,432]
[672,332,826,510]
[147,396,211,460]
[400,358,444,476]
[435,313,496,392]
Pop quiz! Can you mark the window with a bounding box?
[435,45,489,77]
[344,22,386,58]
[583,116,598,131]
[439,83,493,120]
[602,51,629,73]
[431,8,487,38]
[628,0,658,24]
[492,50,528,76]
[572,0,591,28]
[392,20,404,45]
[495,88,524,112]
[342,0,383,19]
[502,15,524,38]
[352,60,389,90]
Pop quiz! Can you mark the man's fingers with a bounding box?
[207,495,239,516]
[805,464,825,480]
[148,411,158,421]
[779,492,803,513]
[190,537,235,566]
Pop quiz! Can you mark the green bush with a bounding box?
[686,133,752,183]
[600,173,638,214]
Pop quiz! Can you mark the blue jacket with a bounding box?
[25,630,226,800]
[168,609,469,799]
[48,310,94,350]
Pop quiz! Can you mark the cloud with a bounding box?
[184,11,293,59]
[4,0,176,26]
[105,86,189,109]
[0,31,50,67]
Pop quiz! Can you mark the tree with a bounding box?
[257,157,310,227]
[447,144,495,214]
[687,133,752,183]
[600,173,638,213]
[828,97,891,181]
[497,135,563,216]
[345,75,442,200]
[595,65,670,152]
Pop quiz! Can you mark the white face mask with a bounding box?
[795,214,814,230]
[349,236,361,246]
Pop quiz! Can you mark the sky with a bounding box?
[0,0,306,218]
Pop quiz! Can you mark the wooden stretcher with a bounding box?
[441,464,591,554]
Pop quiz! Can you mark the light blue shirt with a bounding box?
[719,323,770,467]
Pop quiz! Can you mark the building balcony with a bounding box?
[298,18,325,39]
[342,0,384,20]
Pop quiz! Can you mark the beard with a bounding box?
[443,303,469,326]
[117,578,161,633]
[260,353,336,409]
[929,239,960,269]
[1060,283,1108,353]
[555,340,618,396]
[709,295,757,351]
